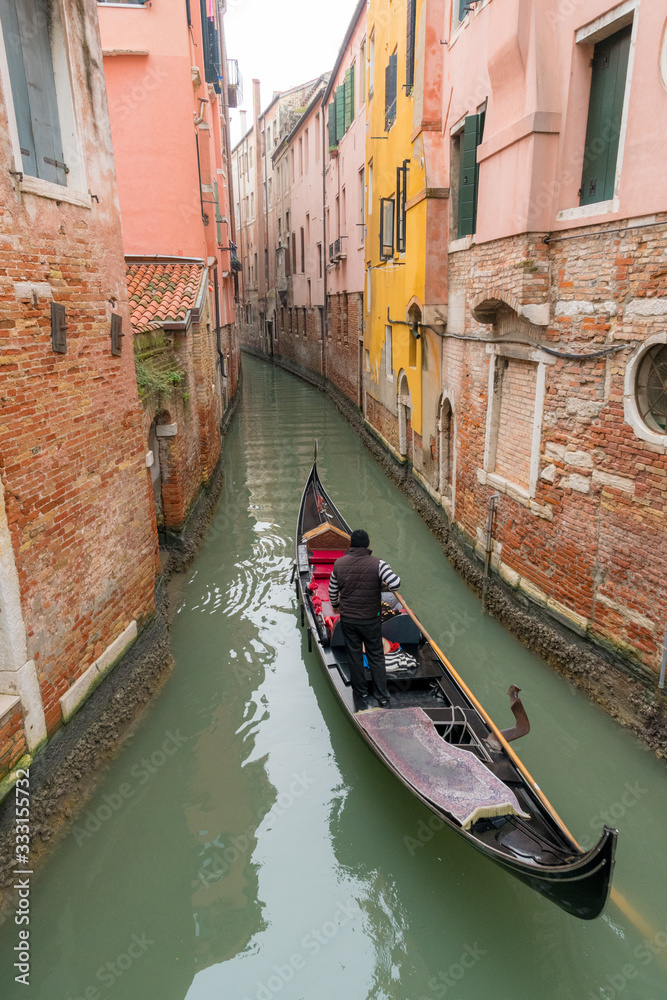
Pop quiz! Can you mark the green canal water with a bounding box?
[2,355,667,1000]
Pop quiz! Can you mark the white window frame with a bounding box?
[0,0,90,207]
[482,344,556,499]
[624,332,667,449]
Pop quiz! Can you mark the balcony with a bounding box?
[227,59,243,108]
[328,238,346,264]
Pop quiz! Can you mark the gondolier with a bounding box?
[328,529,401,711]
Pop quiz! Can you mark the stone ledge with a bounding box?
[0,695,20,726]
[59,621,138,722]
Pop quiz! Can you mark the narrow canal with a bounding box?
[2,355,667,1000]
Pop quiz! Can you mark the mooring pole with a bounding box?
[659,625,667,690]
[482,494,499,611]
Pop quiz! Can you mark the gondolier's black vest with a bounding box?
[333,547,381,620]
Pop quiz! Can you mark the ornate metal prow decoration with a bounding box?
[487,685,531,750]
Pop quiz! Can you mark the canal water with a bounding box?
[2,355,667,1000]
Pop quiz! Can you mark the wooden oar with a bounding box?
[394,592,582,850]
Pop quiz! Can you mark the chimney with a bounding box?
[239,109,247,135]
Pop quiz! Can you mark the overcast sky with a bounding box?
[224,0,361,145]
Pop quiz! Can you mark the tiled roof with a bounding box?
[126,261,205,333]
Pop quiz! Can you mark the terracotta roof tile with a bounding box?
[126,262,205,333]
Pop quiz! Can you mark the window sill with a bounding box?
[448,235,474,253]
[19,175,92,209]
[556,198,619,222]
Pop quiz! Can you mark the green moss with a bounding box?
[135,358,187,402]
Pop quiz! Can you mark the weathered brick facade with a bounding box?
[434,221,667,674]
[0,0,157,757]
[326,291,363,406]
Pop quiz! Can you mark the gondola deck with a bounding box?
[295,460,617,919]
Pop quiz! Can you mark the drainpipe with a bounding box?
[321,102,328,377]
[659,626,667,689]
[482,493,499,611]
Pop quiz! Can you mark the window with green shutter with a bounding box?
[579,25,631,206]
[457,112,484,238]
[335,85,346,143]
[385,52,397,131]
[345,65,355,130]
[0,0,67,185]
[328,101,337,151]
[406,0,416,92]
[214,181,222,245]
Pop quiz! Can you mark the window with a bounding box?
[635,344,667,434]
[317,242,322,278]
[457,112,485,238]
[380,198,395,259]
[366,264,371,313]
[359,41,366,104]
[0,0,79,189]
[315,114,320,160]
[304,129,309,171]
[396,160,408,253]
[385,52,397,131]
[292,231,297,274]
[300,226,305,272]
[306,213,310,246]
[368,161,373,214]
[291,148,295,182]
[579,25,632,206]
[369,32,375,96]
[365,349,370,371]
[406,0,417,92]
[385,326,393,378]
[299,136,303,175]
[483,347,550,497]
[452,0,468,31]
[342,187,346,231]
[308,278,312,306]
[250,191,254,218]
[319,307,325,340]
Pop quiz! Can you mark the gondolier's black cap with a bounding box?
[350,529,370,548]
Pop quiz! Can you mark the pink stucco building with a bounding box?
[98,0,240,535]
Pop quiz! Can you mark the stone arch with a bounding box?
[470,287,548,339]
[397,370,412,458]
[437,392,456,507]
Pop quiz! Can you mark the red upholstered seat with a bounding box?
[310,549,346,563]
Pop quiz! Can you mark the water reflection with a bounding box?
[1,357,666,1000]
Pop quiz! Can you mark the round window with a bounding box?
[635,344,667,434]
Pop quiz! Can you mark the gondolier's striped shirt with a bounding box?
[328,560,400,608]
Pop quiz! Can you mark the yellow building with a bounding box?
[364,0,448,487]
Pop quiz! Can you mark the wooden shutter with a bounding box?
[580,25,631,206]
[345,65,354,130]
[457,114,482,237]
[110,314,124,358]
[385,53,397,130]
[335,85,345,142]
[1,0,66,185]
[51,302,67,354]
[214,181,222,244]
[328,100,337,150]
[406,0,416,92]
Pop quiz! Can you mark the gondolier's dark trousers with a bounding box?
[340,616,389,705]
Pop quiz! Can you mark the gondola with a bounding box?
[295,456,617,920]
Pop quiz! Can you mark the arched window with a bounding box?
[397,370,411,458]
[439,398,454,498]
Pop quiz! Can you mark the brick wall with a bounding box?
[0,701,27,781]
[0,0,157,739]
[326,292,362,405]
[442,221,667,672]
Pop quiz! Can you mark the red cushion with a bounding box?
[310,549,346,563]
